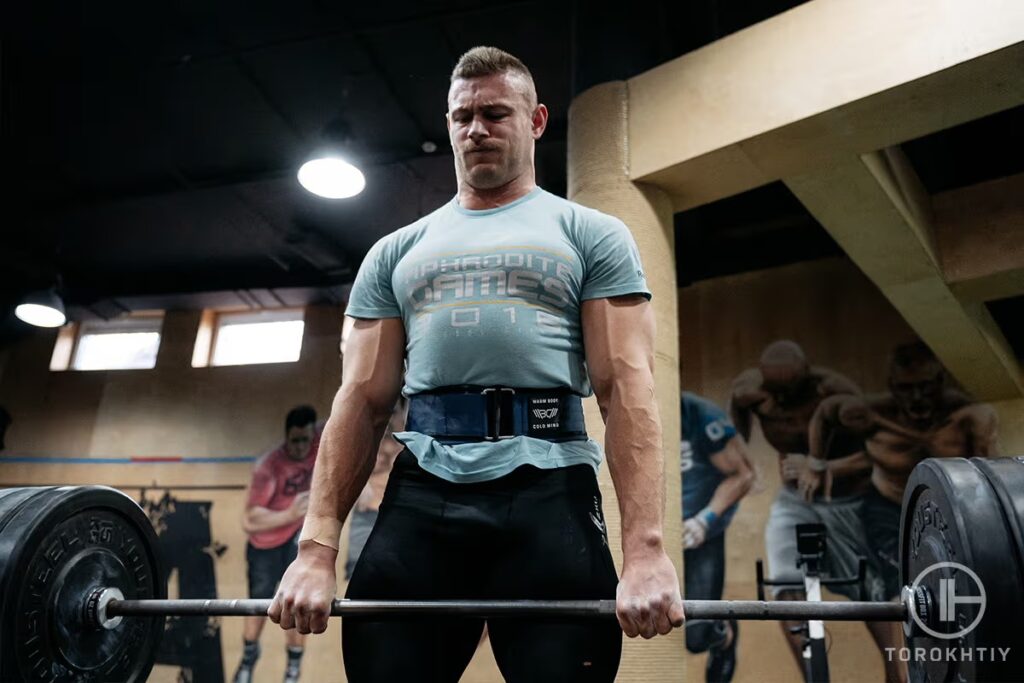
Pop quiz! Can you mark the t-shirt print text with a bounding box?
[402,247,576,333]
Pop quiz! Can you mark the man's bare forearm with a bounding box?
[706,472,753,517]
[808,402,835,460]
[808,396,860,458]
[299,317,405,554]
[603,369,666,561]
[704,437,754,516]
[581,298,666,563]
[826,451,871,479]
[305,386,395,532]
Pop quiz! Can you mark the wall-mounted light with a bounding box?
[297,156,365,199]
[15,288,67,328]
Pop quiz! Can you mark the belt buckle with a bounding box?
[480,387,516,441]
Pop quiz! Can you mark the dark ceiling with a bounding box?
[1,0,1021,344]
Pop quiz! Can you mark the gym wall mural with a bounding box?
[713,336,999,593]
[680,335,1003,680]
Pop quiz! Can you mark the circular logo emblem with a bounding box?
[910,561,986,640]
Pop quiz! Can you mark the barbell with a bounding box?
[1,456,1021,682]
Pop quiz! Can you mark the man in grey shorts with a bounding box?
[729,341,892,675]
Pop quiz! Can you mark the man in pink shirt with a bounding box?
[233,405,321,683]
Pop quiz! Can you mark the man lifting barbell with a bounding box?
[1,46,1020,683]
[265,45,682,682]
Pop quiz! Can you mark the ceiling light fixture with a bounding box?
[297,156,366,199]
[15,288,67,328]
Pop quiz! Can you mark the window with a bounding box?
[199,309,305,367]
[51,315,164,371]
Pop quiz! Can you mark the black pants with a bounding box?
[683,532,729,653]
[246,531,299,599]
[343,451,622,683]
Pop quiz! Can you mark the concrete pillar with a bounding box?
[568,80,684,681]
[155,310,202,369]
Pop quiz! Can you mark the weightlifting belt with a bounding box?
[406,387,587,443]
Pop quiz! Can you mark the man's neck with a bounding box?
[457,176,537,211]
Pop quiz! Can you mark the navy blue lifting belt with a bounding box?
[406,387,588,443]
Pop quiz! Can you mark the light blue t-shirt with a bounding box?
[346,187,651,483]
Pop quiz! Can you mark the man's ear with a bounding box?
[531,103,549,140]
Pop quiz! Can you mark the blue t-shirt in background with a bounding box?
[346,187,650,483]
[681,391,739,539]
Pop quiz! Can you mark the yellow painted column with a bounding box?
[568,80,684,682]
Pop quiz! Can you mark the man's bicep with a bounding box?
[341,316,406,411]
[581,296,655,397]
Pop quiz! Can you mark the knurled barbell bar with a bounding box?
[1,456,1021,682]
[96,595,909,622]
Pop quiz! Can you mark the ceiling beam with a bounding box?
[626,0,1024,211]
[62,1,542,77]
[785,148,1023,400]
[933,173,1024,303]
[347,27,431,144]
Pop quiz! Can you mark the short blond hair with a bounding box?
[450,46,537,107]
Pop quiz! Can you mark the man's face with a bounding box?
[890,363,945,424]
[446,72,546,190]
[285,424,315,461]
[760,362,808,405]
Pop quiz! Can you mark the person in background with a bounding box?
[681,391,755,683]
[233,405,321,683]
